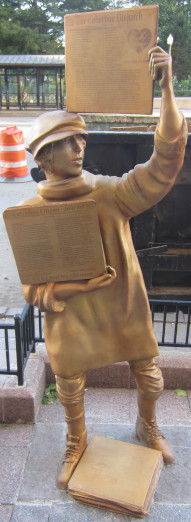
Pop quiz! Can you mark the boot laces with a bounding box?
[146,419,165,441]
[64,435,81,463]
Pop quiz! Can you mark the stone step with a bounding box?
[0,346,191,424]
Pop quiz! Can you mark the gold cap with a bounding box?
[26,110,88,159]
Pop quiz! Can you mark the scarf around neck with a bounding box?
[37,170,95,200]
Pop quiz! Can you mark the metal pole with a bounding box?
[31,305,36,353]
[5,68,9,110]
[17,70,21,110]
[14,314,24,386]
[37,68,40,107]
[60,67,63,109]
[56,68,59,108]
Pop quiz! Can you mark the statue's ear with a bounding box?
[35,142,54,172]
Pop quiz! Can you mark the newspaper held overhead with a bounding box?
[65,5,158,115]
[3,200,107,285]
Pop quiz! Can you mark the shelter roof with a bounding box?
[0,55,65,66]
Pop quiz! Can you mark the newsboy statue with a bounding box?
[23,47,187,489]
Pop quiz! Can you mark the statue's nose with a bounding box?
[74,138,84,152]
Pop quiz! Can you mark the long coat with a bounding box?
[22,122,187,378]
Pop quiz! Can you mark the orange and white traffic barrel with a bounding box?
[0,126,28,178]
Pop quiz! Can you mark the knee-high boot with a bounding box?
[131,358,176,464]
[55,373,87,489]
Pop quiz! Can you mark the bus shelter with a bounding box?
[0,55,65,110]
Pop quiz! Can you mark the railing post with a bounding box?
[5,329,10,373]
[14,314,24,386]
[39,310,43,341]
[186,304,191,345]
[30,305,36,353]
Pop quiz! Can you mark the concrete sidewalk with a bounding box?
[1,383,191,522]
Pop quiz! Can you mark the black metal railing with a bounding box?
[0,300,190,385]
[150,299,191,347]
[0,304,35,385]
[33,309,44,344]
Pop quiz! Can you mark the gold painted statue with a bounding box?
[22,47,187,489]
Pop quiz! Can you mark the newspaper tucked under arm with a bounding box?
[3,200,107,285]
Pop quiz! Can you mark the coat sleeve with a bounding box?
[22,282,66,312]
[22,266,116,313]
[116,117,188,218]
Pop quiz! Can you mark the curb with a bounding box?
[0,354,45,424]
[0,347,191,424]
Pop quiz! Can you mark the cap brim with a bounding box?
[26,129,88,159]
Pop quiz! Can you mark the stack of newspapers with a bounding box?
[68,435,163,518]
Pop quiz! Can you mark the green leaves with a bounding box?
[42,383,58,405]
[61,0,109,14]
[175,389,187,397]
[141,0,191,80]
[0,0,109,54]
[0,0,64,53]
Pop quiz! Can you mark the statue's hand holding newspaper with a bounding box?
[148,46,183,140]
[148,46,172,89]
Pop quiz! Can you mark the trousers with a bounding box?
[55,357,164,405]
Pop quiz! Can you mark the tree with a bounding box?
[59,0,109,14]
[109,1,139,6]
[0,0,64,53]
[0,0,110,54]
[140,0,191,80]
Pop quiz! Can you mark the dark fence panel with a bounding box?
[84,132,191,292]
[0,323,16,378]
[150,300,191,347]
[0,304,35,385]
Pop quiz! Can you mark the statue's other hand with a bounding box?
[148,46,172,90]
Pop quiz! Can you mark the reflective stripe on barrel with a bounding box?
[0,126,28,178]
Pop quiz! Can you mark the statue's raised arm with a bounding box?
[148,46,183,139]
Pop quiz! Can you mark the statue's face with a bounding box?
[48,134,87,180]
[37,134,87,180]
